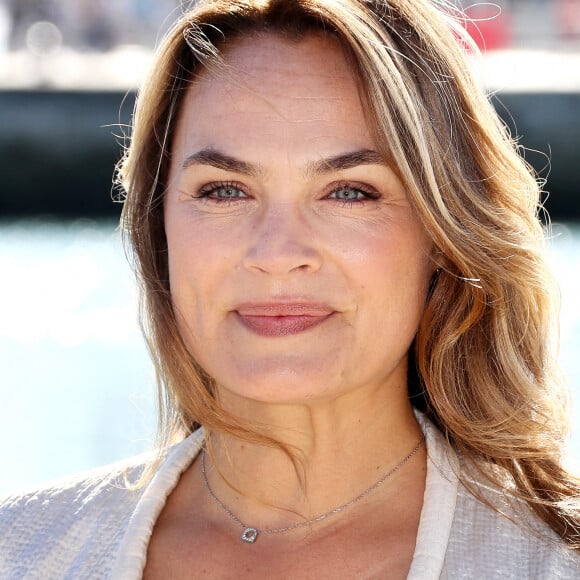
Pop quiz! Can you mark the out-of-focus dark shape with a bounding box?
[0,89,131,217]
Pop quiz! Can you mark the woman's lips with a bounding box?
[234,303,335,337]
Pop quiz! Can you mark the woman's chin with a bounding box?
[216,365,344,406]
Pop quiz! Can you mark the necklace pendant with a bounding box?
[241,527,259,543]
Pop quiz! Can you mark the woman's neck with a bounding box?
[205,381,425,530]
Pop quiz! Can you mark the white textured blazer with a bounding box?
[1,414,579,579]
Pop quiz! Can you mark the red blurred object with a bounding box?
[557,0,580,36]
[463,4,512,51]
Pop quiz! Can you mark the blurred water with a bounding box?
[0,218,578,495]
[0,219,155,495]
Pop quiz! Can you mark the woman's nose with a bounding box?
[242,204,323,276]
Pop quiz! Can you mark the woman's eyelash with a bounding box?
[196,181,248,202]
[326,183,381,205]
[192,181,381,205]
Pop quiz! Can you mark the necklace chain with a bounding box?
[201,435,425,543]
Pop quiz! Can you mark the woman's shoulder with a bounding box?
[446,461,580,578]
[0,454,150,578]
[416,414,580,578]
[0,430,204,579]
[0,451,148,516]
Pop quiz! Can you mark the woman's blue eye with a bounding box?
[331,188,365,201]
[212,187,246,199]
[197,183,249,201]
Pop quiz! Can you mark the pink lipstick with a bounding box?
[234,303,334,337]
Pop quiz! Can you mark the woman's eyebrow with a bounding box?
[306,149,387,177]
[182,148,265,178]
[182,147,386,178]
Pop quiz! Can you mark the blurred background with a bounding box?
[0,0,579,494]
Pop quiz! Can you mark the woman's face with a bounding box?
[165,33,433,405]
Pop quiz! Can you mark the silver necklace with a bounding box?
[201,435,425,544]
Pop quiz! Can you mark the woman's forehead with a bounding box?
[171,34,375,170]
[184,32,360,106]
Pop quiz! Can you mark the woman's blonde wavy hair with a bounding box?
[118,0,580,547]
